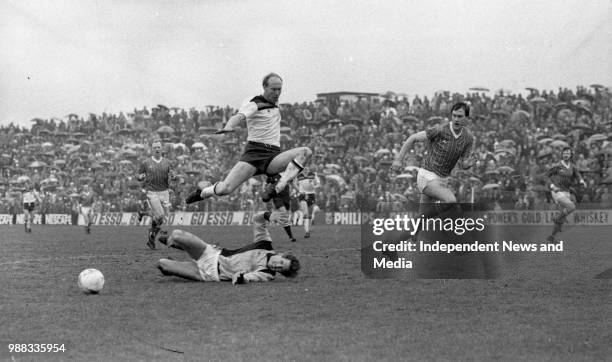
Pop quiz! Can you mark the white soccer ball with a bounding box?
[78,268,105,294]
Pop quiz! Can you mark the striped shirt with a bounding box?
[138,157,174,192]
[422,122,474,177]
[546,162,581,192]
[239,95,281,147]
[79,190,96,207]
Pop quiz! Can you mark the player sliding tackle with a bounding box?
[186,73,312,204]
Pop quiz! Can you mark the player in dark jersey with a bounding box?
[391,102,476,204]
[137,139,177,249]
[265,174,296,242]
[545,147,587,242]
[78,184,97,234]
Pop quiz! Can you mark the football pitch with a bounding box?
[1,224,610,361]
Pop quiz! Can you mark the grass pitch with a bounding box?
[1,224,610,361]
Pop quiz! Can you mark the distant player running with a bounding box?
[156,212,300,283]
[391,102,476,205]
[297,170,319,238]
[137,139,177,250]
[186,73,312,205]
[77,184,97,234]
[265,174,296,242]
[22,181,41,233]
[545,147,587,242]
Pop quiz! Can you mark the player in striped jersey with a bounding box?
[545,147,587,242]
[76,184,97,234]
[22,181,41,233]
[297,170,319,238]
[392,102,476,204]
[186,73,312,205]
[137,139,177,250]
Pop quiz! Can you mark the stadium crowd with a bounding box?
[1,85,611,215]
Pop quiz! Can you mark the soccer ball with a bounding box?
[78,268,105,294]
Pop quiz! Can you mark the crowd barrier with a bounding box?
[0,210,610,226]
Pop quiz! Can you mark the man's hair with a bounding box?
[562,146,574,159]
[262,73,283,88]
[279,253,300,278]
[151,138,163,146]
[450,102,470,117]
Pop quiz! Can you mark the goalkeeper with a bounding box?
[156,212,300,284]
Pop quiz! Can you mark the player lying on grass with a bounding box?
[156,212,300,284]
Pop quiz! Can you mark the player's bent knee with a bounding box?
[215,181,232,196]
[301,147,313,158]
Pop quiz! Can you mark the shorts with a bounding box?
[551,190,572,204]
[299,193,316,207]
[146,190,171,217]
[239,141,282,176]
[23,203,35,212]
[416,168,447,193]
[273,188,291,210]
[195,245,222,282]
[79,206,92,215]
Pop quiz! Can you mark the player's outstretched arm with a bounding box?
[222,113,246,132]
[391,131,427,171]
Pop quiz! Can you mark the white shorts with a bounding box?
[551,190,572,204]
[79,206,92,215]
[416,168,446,193]
[195,246,221,282]
[147,190,171,217]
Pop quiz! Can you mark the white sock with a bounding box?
[276,161,304,192]
[304,218,310,232]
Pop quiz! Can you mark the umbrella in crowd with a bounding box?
[482,183,500,190]
[550,140,569,148]
[403,166,419,172]
[496,166,514,174]
[280,126,292,133]
[510,110,530,122]
[28,161,47,168]
[551,133,566,140]
[395,173,413,179]
[156,125,175,134]
[469,87,489,92]
[353,156,368,162]
[191,142,207,150]
[529,96,546,103]
[325,163,342,170]
[374,148,391,156]
[588,134,607,143]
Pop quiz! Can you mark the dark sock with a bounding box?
[284,226,294,239]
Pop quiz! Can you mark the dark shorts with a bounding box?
[23,202,35,212]
[273,187,291,210]
[299,193,316,206]
[239,141,282,176]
